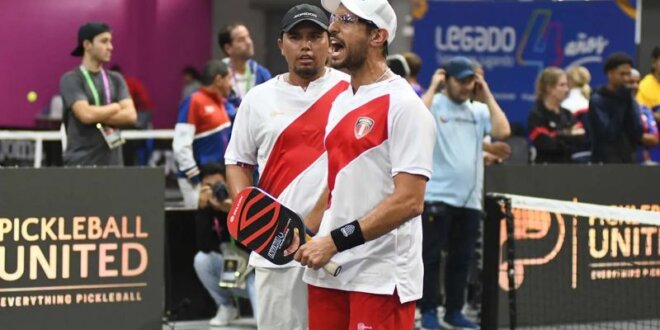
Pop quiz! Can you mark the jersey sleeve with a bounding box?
[113,72,130,102]
[225,93,258,166]
[389,94,436,179]
[476,102,492,136]
[172,96,198,179]
[59,72,89,109]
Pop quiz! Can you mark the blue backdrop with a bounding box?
[412,0,636,128]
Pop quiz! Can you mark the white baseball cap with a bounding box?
[322,0,397,44]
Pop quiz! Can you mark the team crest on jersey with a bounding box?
[204,105,215,114]
[354,117,374,139]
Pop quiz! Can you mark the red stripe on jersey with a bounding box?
[325,95,390,207]
[573,108,588,117]
[258,80,350,198]
[529,126,558,141]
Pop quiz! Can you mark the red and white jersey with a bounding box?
[225,68,350,268]
[303,76,436,303]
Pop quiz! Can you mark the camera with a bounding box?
[211,182,229,201]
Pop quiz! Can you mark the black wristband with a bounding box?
[330,220,365,252]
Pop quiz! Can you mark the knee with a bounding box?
[193,251,212,273]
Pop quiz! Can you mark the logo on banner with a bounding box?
[354,117,374,139]
[0,215,150,307]
[499,202,660,291]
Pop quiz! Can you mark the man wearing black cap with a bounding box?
[60,22,136,166]
[419,57,509,329]
[225,4,349,329]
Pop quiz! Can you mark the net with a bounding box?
[484,193,660,330]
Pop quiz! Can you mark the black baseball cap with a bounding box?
[443,56,476,80]
[652,46,660,60]
[280,4,329,33]
[71,22,111,57]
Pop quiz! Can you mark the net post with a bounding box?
[482,194,504,330]
[504,197,517,330]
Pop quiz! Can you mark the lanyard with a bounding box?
[80,66,111,106]
[231,62,253,97]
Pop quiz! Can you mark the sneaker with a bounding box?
[440,310,479,329]
[209,304,238,327]
[421,308,440,330]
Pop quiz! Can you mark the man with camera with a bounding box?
[419,56,510,330]
[193,163,256,327]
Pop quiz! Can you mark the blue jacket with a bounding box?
[588,86,643,163]
[226,59,271,109]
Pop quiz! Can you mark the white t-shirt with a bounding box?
[561,88,589,114]
[232,72,250,100]
[225,68,350,268]
[302,76,436,303]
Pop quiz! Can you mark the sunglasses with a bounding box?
[329,13,377,28]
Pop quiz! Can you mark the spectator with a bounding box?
[636,47,660,122]
[109,65,155,165]
[59,22,137,166]
[182,66,202,100]
[500,123,531,164]
[404,52,425,97]
[110,65,154,114]
[193,163,256,327]
[419,56,510,330]
[589,53,643,163]
[483,136,512,165]
[386,54,410,77]
[218,23,271,108]
[631,68,660,163]
[173,60,234,208]
[528,67,585,163]
[562,66,591,116]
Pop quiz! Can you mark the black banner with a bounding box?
[0,168,164,330]
[484,165,660,327]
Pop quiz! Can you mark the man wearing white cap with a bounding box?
[289,0,436,328]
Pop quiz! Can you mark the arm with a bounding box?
[588,96,608,142]
[483,141,512,160]
[353,173,426,240]
[528,111,566,154]
[422,68,446,108]
[641,133,660,147]
[624,100,644,144]
[71,100,121,125]
[293,173,426,269]
[226,165,254,199]
[304,187,329,234]
[172,123,199,182]
[103,98,137,126]
[101,73,137,126]
[473,74,510,139]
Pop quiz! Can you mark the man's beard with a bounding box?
[331,44,367,72]
[447,86,469,103]
[294,66,319,79]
